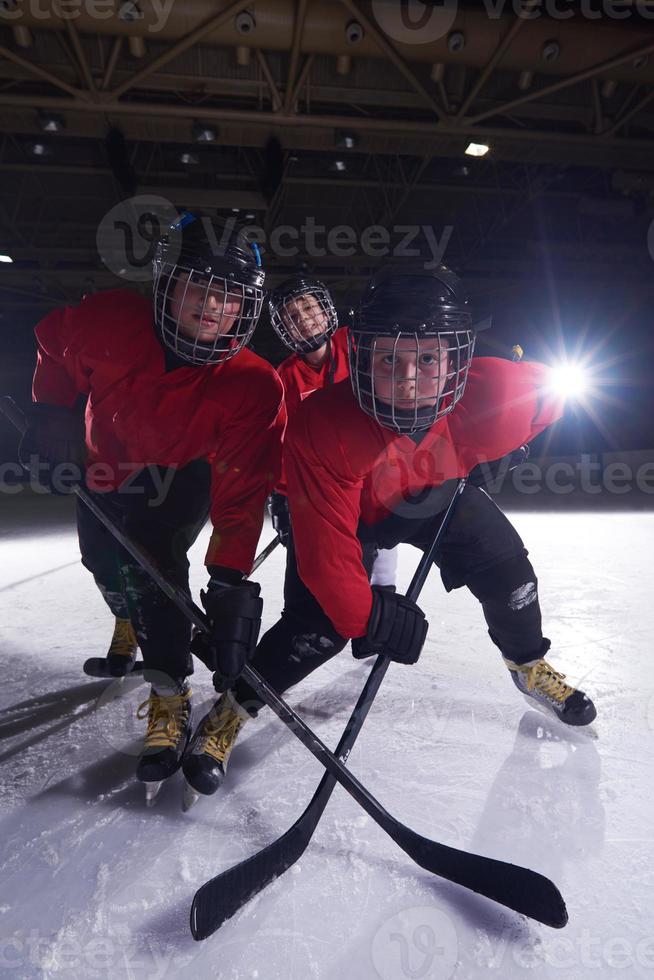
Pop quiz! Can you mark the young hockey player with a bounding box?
[19,213,285,804]
[267,274,397,587]
[189,264,596,795]
[265,274,349,546]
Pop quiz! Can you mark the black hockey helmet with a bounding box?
[152,212,265,366]
[349,264,487,433]
[268,274,338,354]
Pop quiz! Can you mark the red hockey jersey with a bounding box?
[32,289,285,574]
[275,325,350,494]
[285,358,563,638]
[276,326,350,416]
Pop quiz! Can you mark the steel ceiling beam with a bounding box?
[1,94,653,169]
[284,0,309,114]
[455,6,535,123]
[287,54,315,112]
[64,18,96,95]
[336,0,444,122]
[604,88,654,136]
[110,0,255,99]
[255,50,283,112]
[466,38,654,126]
[101,37,123,91]
[0,44,88,101]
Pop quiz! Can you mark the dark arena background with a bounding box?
[1,4,654,979]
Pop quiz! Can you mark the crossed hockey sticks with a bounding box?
[188,469,548,939]
[0,395,568,936]
[191,476,464,937]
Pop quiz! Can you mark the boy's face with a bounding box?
[370,336,450,409]
[170,273,242,343]
[282,293,329,344]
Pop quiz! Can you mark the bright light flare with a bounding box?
[548,361,590,399]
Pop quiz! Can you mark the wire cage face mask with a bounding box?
[269,282,339,354]
[153,261,264,366]
[348,326,475,434]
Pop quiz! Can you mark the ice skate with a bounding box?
[182,690,250,808]
[136,684,192,804]
[83,617,142,678]
[504,656,596,726]
[106,617,138,675]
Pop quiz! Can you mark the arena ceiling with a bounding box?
[2,0,654,315]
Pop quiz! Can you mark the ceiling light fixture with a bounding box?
[38,111,65,133]
[464,142,489,157]
[192,122,218,143]
[335,130,358,150]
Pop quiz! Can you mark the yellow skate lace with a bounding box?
[199,704,245,765]
[108,618,137,659]
[514,659,575,703]
[137,690,191,750]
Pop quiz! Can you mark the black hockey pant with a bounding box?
[233,483,548,713]
[77,461,211,684]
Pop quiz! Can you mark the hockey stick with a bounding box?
[0,395,568,932]
[250,534,280,575]
[190,479,463,938]
[188,460,553,940]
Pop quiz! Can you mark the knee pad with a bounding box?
[465,553,538,607]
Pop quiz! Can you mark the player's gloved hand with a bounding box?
[352,586,428,665]
[200,577,263,693]
[267,491,290,547]
[18,403,85,494]
[468,444,529,489]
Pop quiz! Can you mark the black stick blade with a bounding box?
[190,814,315,940]
[191,773,336,940]
[399,828,568,929]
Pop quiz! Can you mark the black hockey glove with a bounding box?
[200,579,263,693]
[18,403,85,494]
[352,586,428,665]
[267,491,290,547]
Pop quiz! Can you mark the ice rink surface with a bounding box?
[1,494,653,980]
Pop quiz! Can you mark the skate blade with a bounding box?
[182,780,200,812]
[145,780,164,807]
